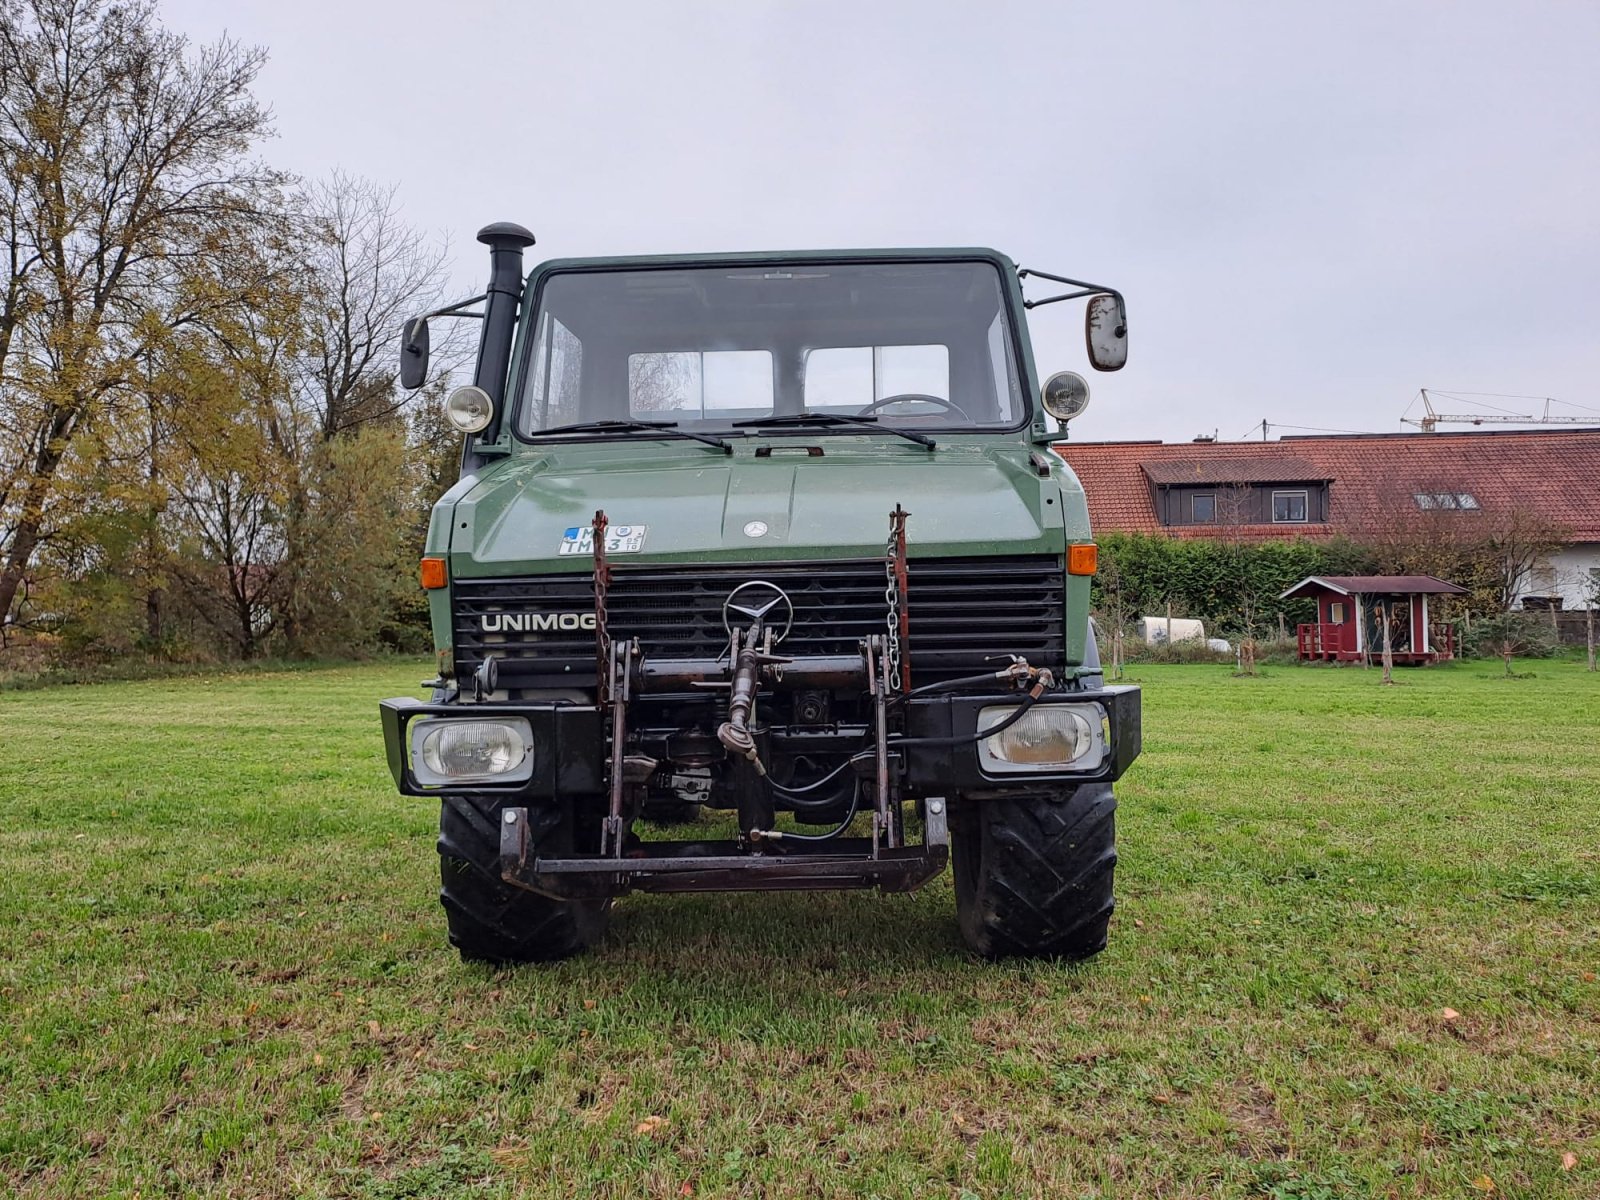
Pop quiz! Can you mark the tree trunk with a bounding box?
[144,391,163,652]
[1380,602,1394,684]
[0,507,46,630]
[235,581,256,659]
[1587,605,1595,673]
[0,402,80,628]
[145,587,162,647]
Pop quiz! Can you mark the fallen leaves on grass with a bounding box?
[1562,1152,1579,1171]
[635,1115,668,1136]
[1470,1174,1495,1193]
[1441,1007,1461,1022]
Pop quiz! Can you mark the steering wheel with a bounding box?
[855,393,973,422]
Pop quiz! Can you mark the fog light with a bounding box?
[409,717,534,787]
[977,703,1105,773]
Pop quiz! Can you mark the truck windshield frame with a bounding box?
[510,258,1032,441]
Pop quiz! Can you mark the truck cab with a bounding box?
[381,225,1140,963]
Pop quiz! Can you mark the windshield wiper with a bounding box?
[534,419,732,454]
[731,413,935,450]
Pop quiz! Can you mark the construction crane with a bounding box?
[1401,389,1597,433]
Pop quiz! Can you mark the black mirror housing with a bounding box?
[399,316,430,390]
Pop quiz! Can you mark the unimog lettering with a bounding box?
[381,223,1142,965]
[481,612,596,633]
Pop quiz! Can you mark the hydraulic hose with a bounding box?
[886,687,1045,749]
[897,669,1019,702]
[751,781,861,843]
[764,755,857,793]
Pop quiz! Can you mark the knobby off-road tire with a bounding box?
[437,793,610,964]
[952,782,1117,960]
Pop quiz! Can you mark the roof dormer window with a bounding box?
[1271,490,1308,523]
[1414,492,1479,511]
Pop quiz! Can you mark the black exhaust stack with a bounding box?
[468,221,536,460]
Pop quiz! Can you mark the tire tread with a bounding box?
[954,783,1117,960]
[437,792,608,964]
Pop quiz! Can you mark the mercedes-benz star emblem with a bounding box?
[721,580,794,644]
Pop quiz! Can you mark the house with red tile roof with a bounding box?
[1054,428,1600,609]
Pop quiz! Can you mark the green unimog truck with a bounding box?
[380,224,1141,963]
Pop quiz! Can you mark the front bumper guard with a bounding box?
[501,800,950,899]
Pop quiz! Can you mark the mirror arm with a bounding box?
[1017,268,1124,316]
[424,292,489,321]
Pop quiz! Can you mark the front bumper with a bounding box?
[900,684,1141,790]
[378,684,1139,799]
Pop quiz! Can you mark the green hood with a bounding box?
[447,438,1088,575]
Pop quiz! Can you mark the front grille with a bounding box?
[452,556,1066,687]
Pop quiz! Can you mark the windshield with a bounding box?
[515,260,1027,437]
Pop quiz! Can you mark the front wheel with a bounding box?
[437,793,610,964]
[951,783,1117,960]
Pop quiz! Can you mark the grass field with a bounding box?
[2,659,1597,1198]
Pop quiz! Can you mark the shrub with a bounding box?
[1463,612,1560,667]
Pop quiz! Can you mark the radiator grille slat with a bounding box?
[452,556,1066,686]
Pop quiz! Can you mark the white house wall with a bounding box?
[1518,542,1600,609]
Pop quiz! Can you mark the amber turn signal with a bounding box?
[1067,543,1098,576]
[419,557,448,590]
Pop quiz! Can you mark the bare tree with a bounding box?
[1095,548,1130,681]
[0,0,277,630]
[1588,594,1595,674]
[1215,483,1259,674]
[1378,597,1395,684]
[1583,566,1598,673]
[292,173,458,442]
[1483,508,1570,613]
[628,351,695,414]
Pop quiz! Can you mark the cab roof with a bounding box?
[527,247,1018,276]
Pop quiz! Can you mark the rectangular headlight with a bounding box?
[408,716,535,788]
[977,702,1107,773]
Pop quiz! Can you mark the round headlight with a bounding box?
[1041,371,1091,422]
[444,385,495,434]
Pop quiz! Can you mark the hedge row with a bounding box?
[1091,533,1380,638]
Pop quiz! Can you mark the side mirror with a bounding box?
[399,316,430,390]
[1085,294,1128,372]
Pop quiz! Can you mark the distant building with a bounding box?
[1055,428,1600,609]
[1280,574,1467,663]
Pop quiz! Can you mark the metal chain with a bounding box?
[884,520,902,690]
[592,510,612,701]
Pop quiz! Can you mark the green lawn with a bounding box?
[2,660,1597,1199]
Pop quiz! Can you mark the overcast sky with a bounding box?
[163,0,1600,443]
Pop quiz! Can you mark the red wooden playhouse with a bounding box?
[1282,575,1467,664]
